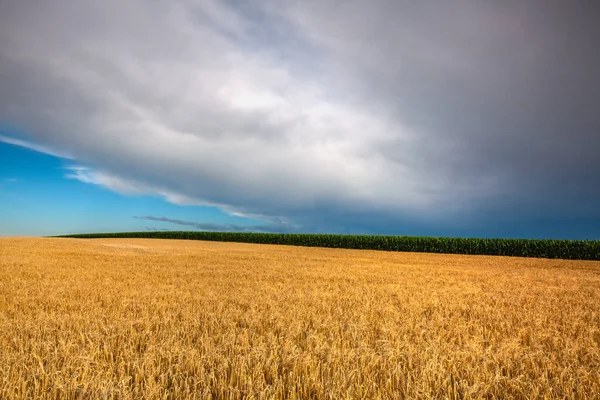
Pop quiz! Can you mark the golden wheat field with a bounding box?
[0,238,599,399]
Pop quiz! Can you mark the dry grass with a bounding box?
[0,237,599,399]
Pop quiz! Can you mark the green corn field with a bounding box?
[55,232,600,260]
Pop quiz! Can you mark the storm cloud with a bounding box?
[1,1,599,238]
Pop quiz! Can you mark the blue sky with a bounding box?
[0,132,270,236]
[1,1,599,239]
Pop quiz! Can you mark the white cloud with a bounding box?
[63,165,277,221]
[0,1,449,221]
[65,166,212,206]
[0,135,73,159]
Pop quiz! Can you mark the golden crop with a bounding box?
[1,237,599,399]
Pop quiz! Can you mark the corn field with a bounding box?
[58,231,600,260]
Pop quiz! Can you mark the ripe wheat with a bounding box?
[1,238,599,399]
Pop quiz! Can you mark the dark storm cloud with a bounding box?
[288,1,600,221]
[1,0,599,238]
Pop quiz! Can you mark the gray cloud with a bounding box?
[286,1,600,220]
[1,1,599,238]
[134,216,299,233]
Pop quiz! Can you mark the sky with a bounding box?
[1,1,599,239]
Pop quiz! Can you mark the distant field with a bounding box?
[58,231,600,260]
[1,238,599,399]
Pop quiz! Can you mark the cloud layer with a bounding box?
[1,1,599,237]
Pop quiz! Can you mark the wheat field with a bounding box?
[0,238,599,399]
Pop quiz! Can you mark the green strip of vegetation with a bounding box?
[54,231,600,260]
